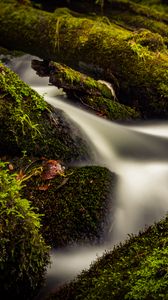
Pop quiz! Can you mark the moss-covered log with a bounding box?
[46,214,168,300]
[30,0,168,16]
[104,0,168,44]
[13,156,116,248]
[1,2,168,117]
[32,59,140,120]
[0,61,92,163]
[32,0,168,42]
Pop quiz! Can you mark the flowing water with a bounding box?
[4,54,168,298]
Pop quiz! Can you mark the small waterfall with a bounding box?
[40,91,168,241]
[5,54,168,299]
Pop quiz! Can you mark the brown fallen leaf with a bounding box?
[41,160,64,180]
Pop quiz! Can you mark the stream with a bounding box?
[5,54,168,299]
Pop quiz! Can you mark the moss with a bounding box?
[0,60,47,141]
[20,159,117,247]
[47,214,168,300]
[84,95,140,119]
[0,62,91,162]
[130,29,165,51]
[97,0,168,47]
[109,11,168,45]
[39,61,140,120]
[129,0,168,14]
[108,0,168,22]
[1,2,168,117]
[0,161,50,299]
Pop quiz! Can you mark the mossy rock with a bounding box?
[17,158,117,248]
[0,62,92,163]
[0,161,50,300]
[47,214,168,300]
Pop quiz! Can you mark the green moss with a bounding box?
[108,0,168,22]
[129,0,168,14]
[46,61,140,120]
[103,0,168,45]
[49,61,110,94]
[0,161,50,299]
[0,60,46,138]
[84,95,140,119]
[1,2,168,117]
[131,29,165,52]
[0,62,91,162]
[47,214,168,300]
[20,161,117,247]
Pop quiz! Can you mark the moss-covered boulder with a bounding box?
[0,61,92,163]
[12,157,117,248]
[0,161,50,300]
[47,214,168,300]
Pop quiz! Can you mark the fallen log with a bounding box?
[32,0,168,42]
[1,2,168,117]
[32,59,140,120]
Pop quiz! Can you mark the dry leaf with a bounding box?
[41,160,64,180]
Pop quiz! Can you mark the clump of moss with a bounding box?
[84,95,140,119]
[21,161,117,248]
[0,161,50,299]
[132,29,165,52]
[51,61,140,120]
[48,214,168,300]
[32,59,140,120]
[0,62,91,163]
[0,61,46,154]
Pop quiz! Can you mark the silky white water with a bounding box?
[5,54,168,298]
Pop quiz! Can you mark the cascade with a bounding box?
[5,54,168,299]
